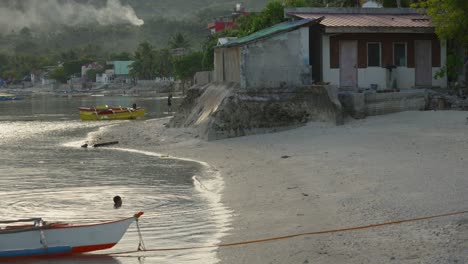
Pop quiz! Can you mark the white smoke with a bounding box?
[0,0,144,34]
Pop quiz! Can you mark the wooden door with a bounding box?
[340,40,358,88]
[415,40,432,87]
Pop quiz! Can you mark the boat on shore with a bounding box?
[0,93,23,101]
[0,212,143,258]
[79,105,145,121]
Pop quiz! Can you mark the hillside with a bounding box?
[125,0,268,19]
[0,0,269,54]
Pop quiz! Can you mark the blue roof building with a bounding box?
[110,61,134,75]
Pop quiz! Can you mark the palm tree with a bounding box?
[168,33,191,50]
[130,41,157,80]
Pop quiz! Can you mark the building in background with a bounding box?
[214,7,447,90]
[214,19,319,89]
[286,7,447,90]
[208,3,249,34]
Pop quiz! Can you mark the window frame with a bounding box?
[367,42,382,67]
[393,42,407,67]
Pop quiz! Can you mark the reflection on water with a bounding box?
[0,96,230,264]
[0,95,178,121]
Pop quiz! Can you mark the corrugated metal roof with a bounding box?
[218,19,320,48]
[290,13,432,28]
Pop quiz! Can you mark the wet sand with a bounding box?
[98,111,468,264]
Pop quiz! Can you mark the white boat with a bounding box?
[0,212,143,258]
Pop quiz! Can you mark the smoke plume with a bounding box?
[0,0,144,34]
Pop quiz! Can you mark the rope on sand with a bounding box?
[107,209,468,256]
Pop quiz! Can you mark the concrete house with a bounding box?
[214,19,321,89]
[286,7,447,90]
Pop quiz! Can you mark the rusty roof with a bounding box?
[289,13,433,28]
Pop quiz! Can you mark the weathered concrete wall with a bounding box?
[194,71,214,85]
[339,89,427,118]
[214,49,224,82]
[240,27,311,89]
[213,47,241,83]
[169,83,342,140]
[224,47,241,83]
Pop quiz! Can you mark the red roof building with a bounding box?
[208,20,238,35]
[208,3,249,34]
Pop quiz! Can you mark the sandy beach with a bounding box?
[95,111,468,264]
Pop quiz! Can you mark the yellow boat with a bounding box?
[79,105,145,121]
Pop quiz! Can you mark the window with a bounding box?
[394,43,407,67]
[367,43,381,67]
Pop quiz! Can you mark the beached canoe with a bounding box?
[0,212,143,258]
[0,93,23,101]
[79,105,145,121]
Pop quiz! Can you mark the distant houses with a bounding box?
[90,60,134,84]
[208,3,249,34]
[214,7,448,91]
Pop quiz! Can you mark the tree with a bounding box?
[0,53,10,77]
[8,55,48,80]
[85,68,105,82]
[237,0,321,37]
[19,27,32,39]
[172,52,203,81]
[168,33,191,50]
[413,0,468,81]
[130,41,157,79]
[49,66,68,83]
[413,0,468,46]
[63,59,92,77]
[60,50,79,61]
[109,51,133,61]
[201,35,219,71]
[154,49,173,77]
[14,40,38,55]
[383,0,410,7]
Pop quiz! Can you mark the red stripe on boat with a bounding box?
[70,243,117,254]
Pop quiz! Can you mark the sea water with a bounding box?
[0,95,230,264]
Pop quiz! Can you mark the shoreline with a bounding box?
[97,111,468,264]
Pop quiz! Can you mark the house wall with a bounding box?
[322,35,340,85]
[113,61,134,75]
[194,71,214,85]
[321,33,447,89]
[240,27,311,89]
[214,49,224,82]
[225,47,241,82]
[213,47,241,83]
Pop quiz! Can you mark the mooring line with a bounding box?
[105,209,468,256]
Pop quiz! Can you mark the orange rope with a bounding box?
[108,209,468,256]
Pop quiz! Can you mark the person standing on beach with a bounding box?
[167,94,173,112]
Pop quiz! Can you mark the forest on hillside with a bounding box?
[0,0,269,55]
[0,19,208,55]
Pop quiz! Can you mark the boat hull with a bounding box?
[0,97,23,101]
[0,214,141,258]
[79,108,145,121]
